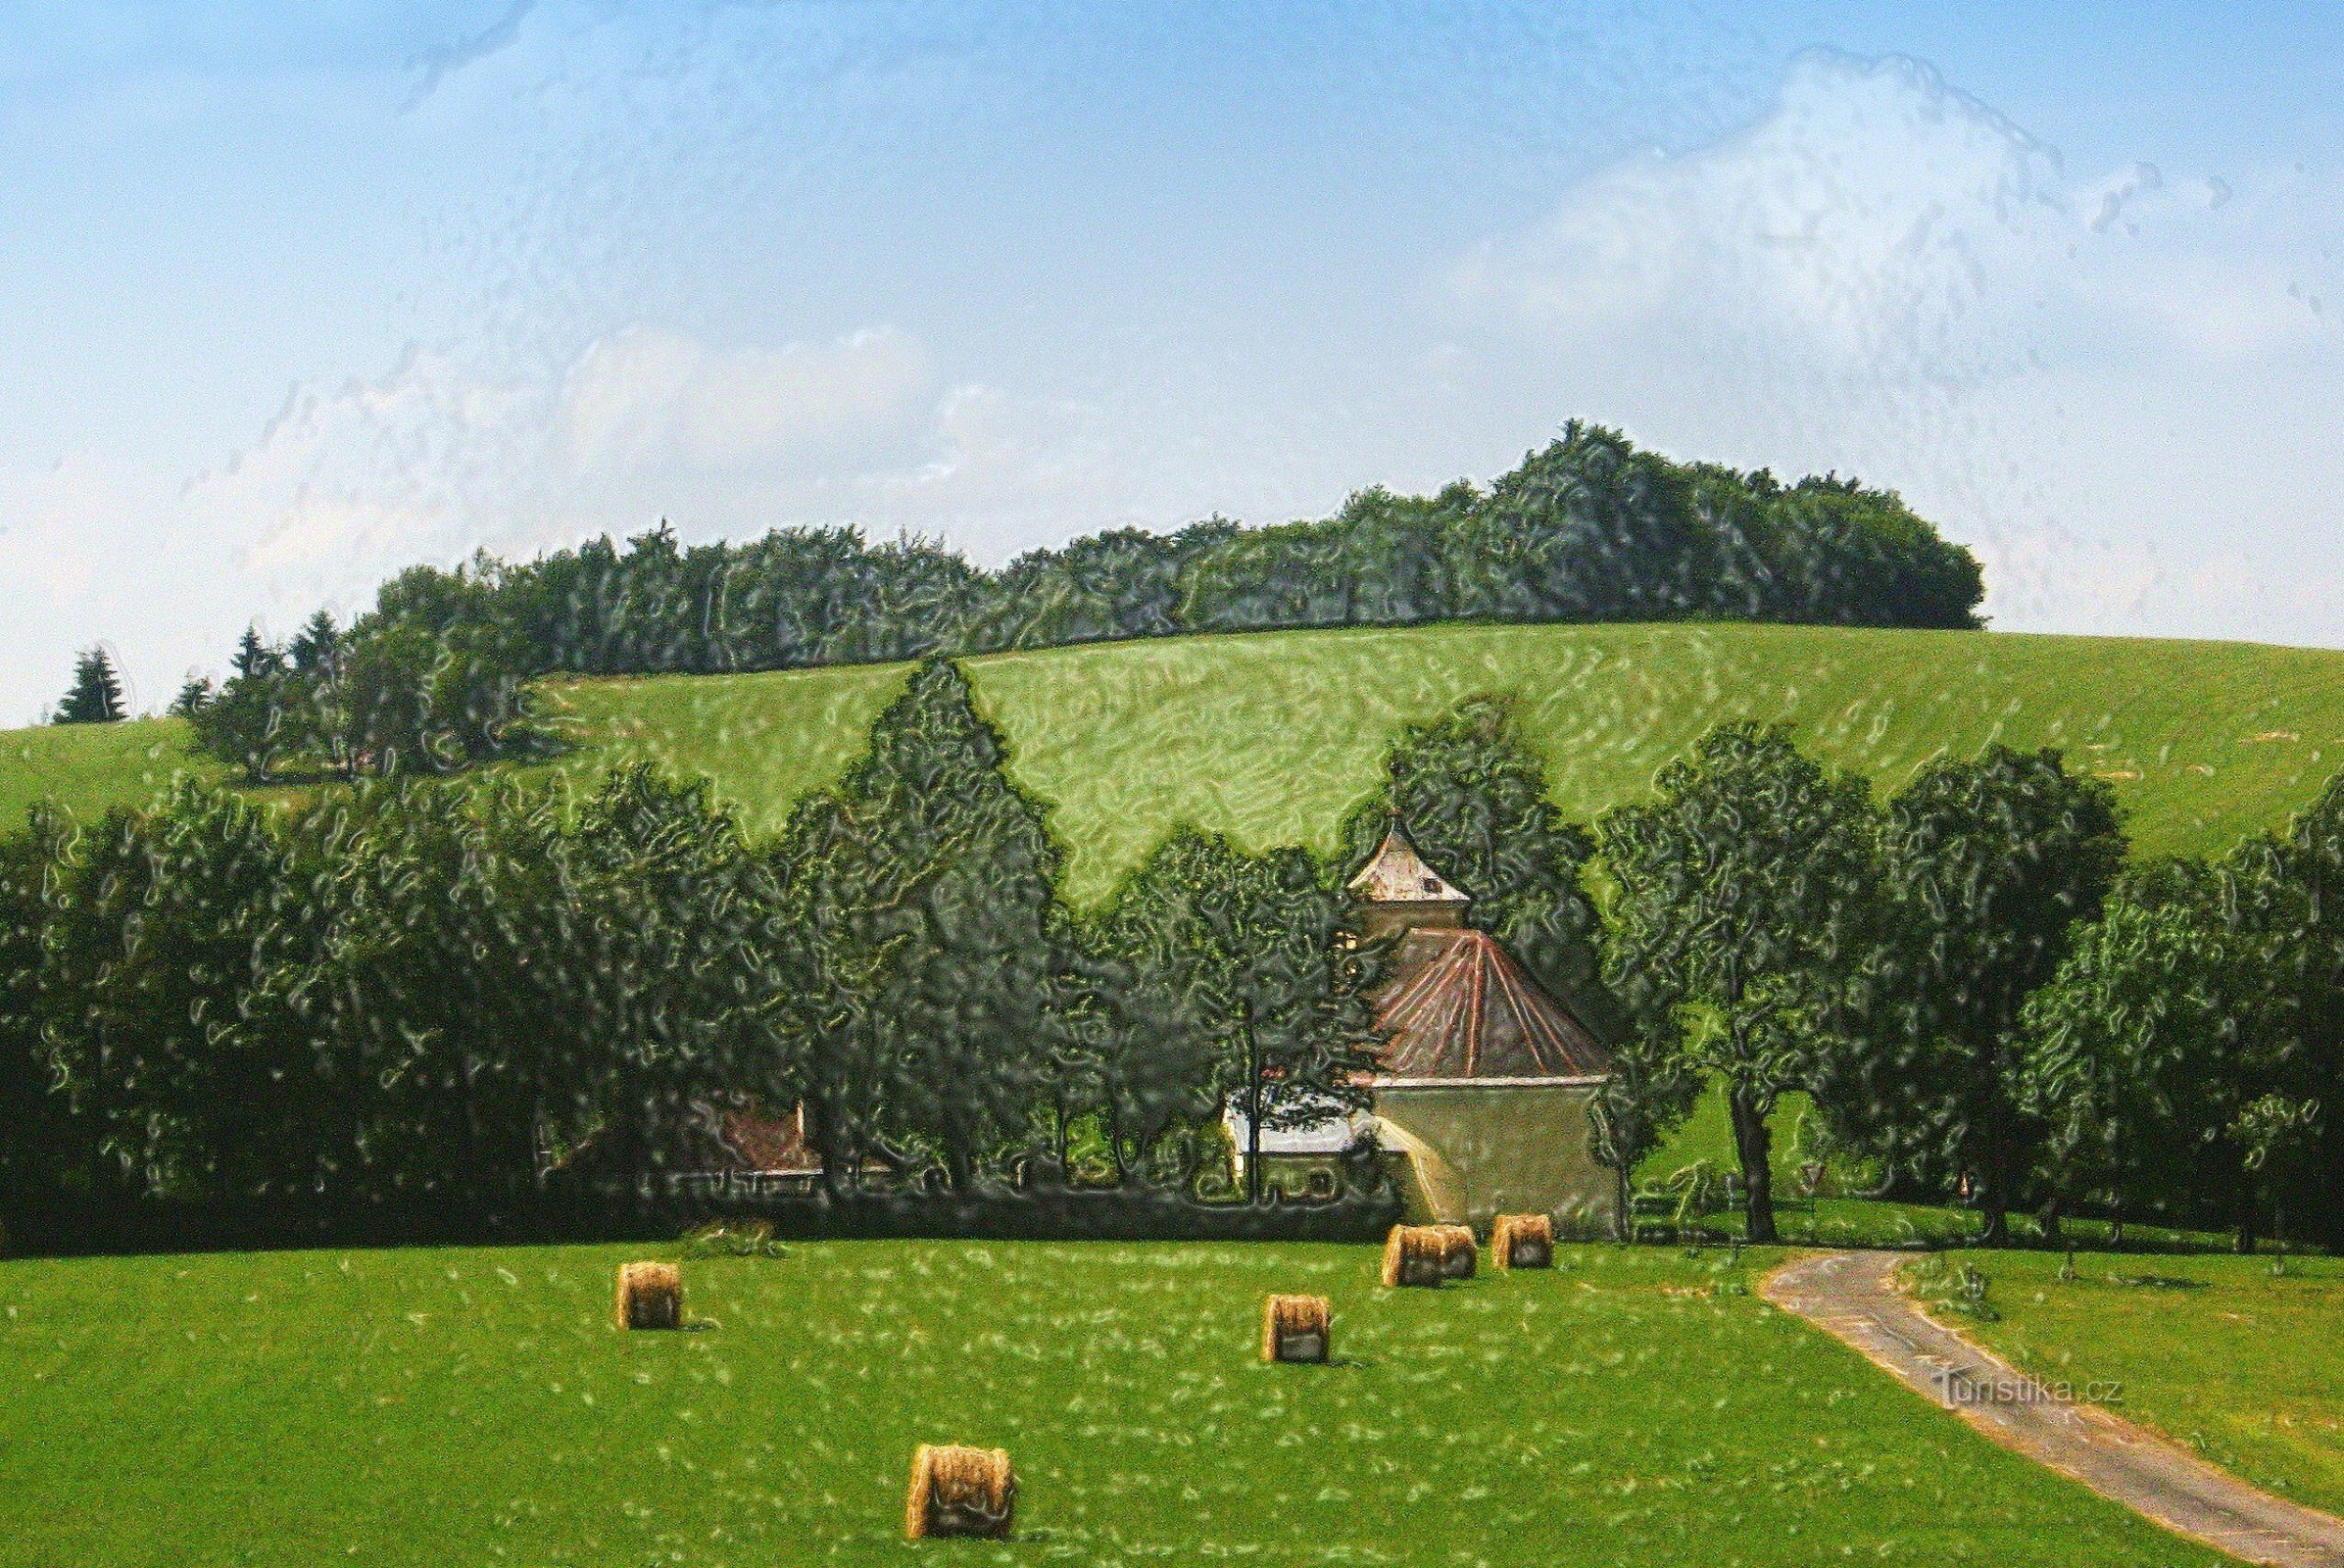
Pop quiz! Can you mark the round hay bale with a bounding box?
[1381,1225,1445,1289]
[905,1444,1016,1541]
[1433,1223,1478,1279]
[613,1261,683,1331]
[1490,1213,1555,1271]
[1261,1294,1332,1363]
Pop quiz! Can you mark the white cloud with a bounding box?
[560,325,934,472]
[1454,50,2337,377]
[1445,49,2344,647]
[0,323,1125,720]
[182,325,953,601]
[1453,52,2068,380]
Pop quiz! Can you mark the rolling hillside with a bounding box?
[6,621,2343,905]
[539,621,2344,904]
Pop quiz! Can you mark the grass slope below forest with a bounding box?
[0,1239,2230,1567]
[6,621,2343,905]
[533,621,2344,904]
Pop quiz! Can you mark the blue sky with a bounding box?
[1,2,2339,720]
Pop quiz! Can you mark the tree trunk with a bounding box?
[2110,1200,2124,1250]
[806,1094,846,1200]
[1978,1104,2011,1248]
[1243,1012,1263,1207]
[942,1129,976,1195]
[1614,1162,1634,1244]
[2037,1193,2063,1248]
[2236,1174,2259,1255]
[1727,1085,1778,1245]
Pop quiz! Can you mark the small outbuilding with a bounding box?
[1229,822,1616,1230]
[1356,823,1615,1231]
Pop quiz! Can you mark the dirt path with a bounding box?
[1763,1250,2344,1568]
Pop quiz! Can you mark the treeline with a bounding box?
[0,662,1389,1214]
[173,422,1982,779]
[17,661,2332,1251]
[1600,727,2344,1252]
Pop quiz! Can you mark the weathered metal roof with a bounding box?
[1346,824,1471,906]
[1373,928,1611,1080]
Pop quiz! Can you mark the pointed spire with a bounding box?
[1346,817,1471,908]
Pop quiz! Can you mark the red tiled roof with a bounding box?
[1374,928,1611,1080]
[712,1104,822,1173]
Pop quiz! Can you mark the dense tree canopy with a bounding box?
[29,659,2344,1250]
[1599,723,1880,1243]
[1831,748,2126,1244]
[2020,851,2315,1250]
[180,423,1984,779]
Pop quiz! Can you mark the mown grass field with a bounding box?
[0,1240,2231,1567]
[532,622,2344,904]
[0,714,227,832]
[1909,1250,2344,1520]
[8,623,2344,906]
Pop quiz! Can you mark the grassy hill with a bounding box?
[540,621,2344,904]
[7,622,2343,904]
[0,714,228,831]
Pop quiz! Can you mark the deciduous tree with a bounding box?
[1598,722,1879,1243]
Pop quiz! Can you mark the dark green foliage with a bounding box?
[54,647,125,724]
[1094,828,1384,1202]
[183,425,1984,779]
[1339,694,1613,1028]
[35,786,311,1197]
[167,675,215,718]
[191,586,540,782]
[976,522,1233,650]
[804,660,1071,1191]
[188,628,292,782]
[1448,423,1708,622]
[1832,748,2125,1243]
[2270,775,2344,1249]
[0,764,784,1207]
[753,664,1386,1200]
[2020,851,2310,1250]
[0,813,75,1202]
[1599,722,1880,1243]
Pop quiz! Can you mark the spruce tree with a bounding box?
[823,658,1071,1191]
[168,675,215,718]
[54,647,125,724]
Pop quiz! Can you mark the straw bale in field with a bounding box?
[1381,1224,1445,1288]
[1433,1223,1478,1279]
[1261,1294,1332,1363]
[1490,1212,1554,1270]
[905,1444,1016,1540]
[614,1260,683,1330]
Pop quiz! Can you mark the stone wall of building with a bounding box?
[1375,1081,1614,1234]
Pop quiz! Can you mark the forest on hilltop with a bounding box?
[168,422,1984,780]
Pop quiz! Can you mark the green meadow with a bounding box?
[0,714,227,831]
[9,623,2343,905]
[0,1239,2230,1567]
[1912,1250,2344,1520]
[539,622,2344,904]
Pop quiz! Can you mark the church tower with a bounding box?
[1344,818,1472,937]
